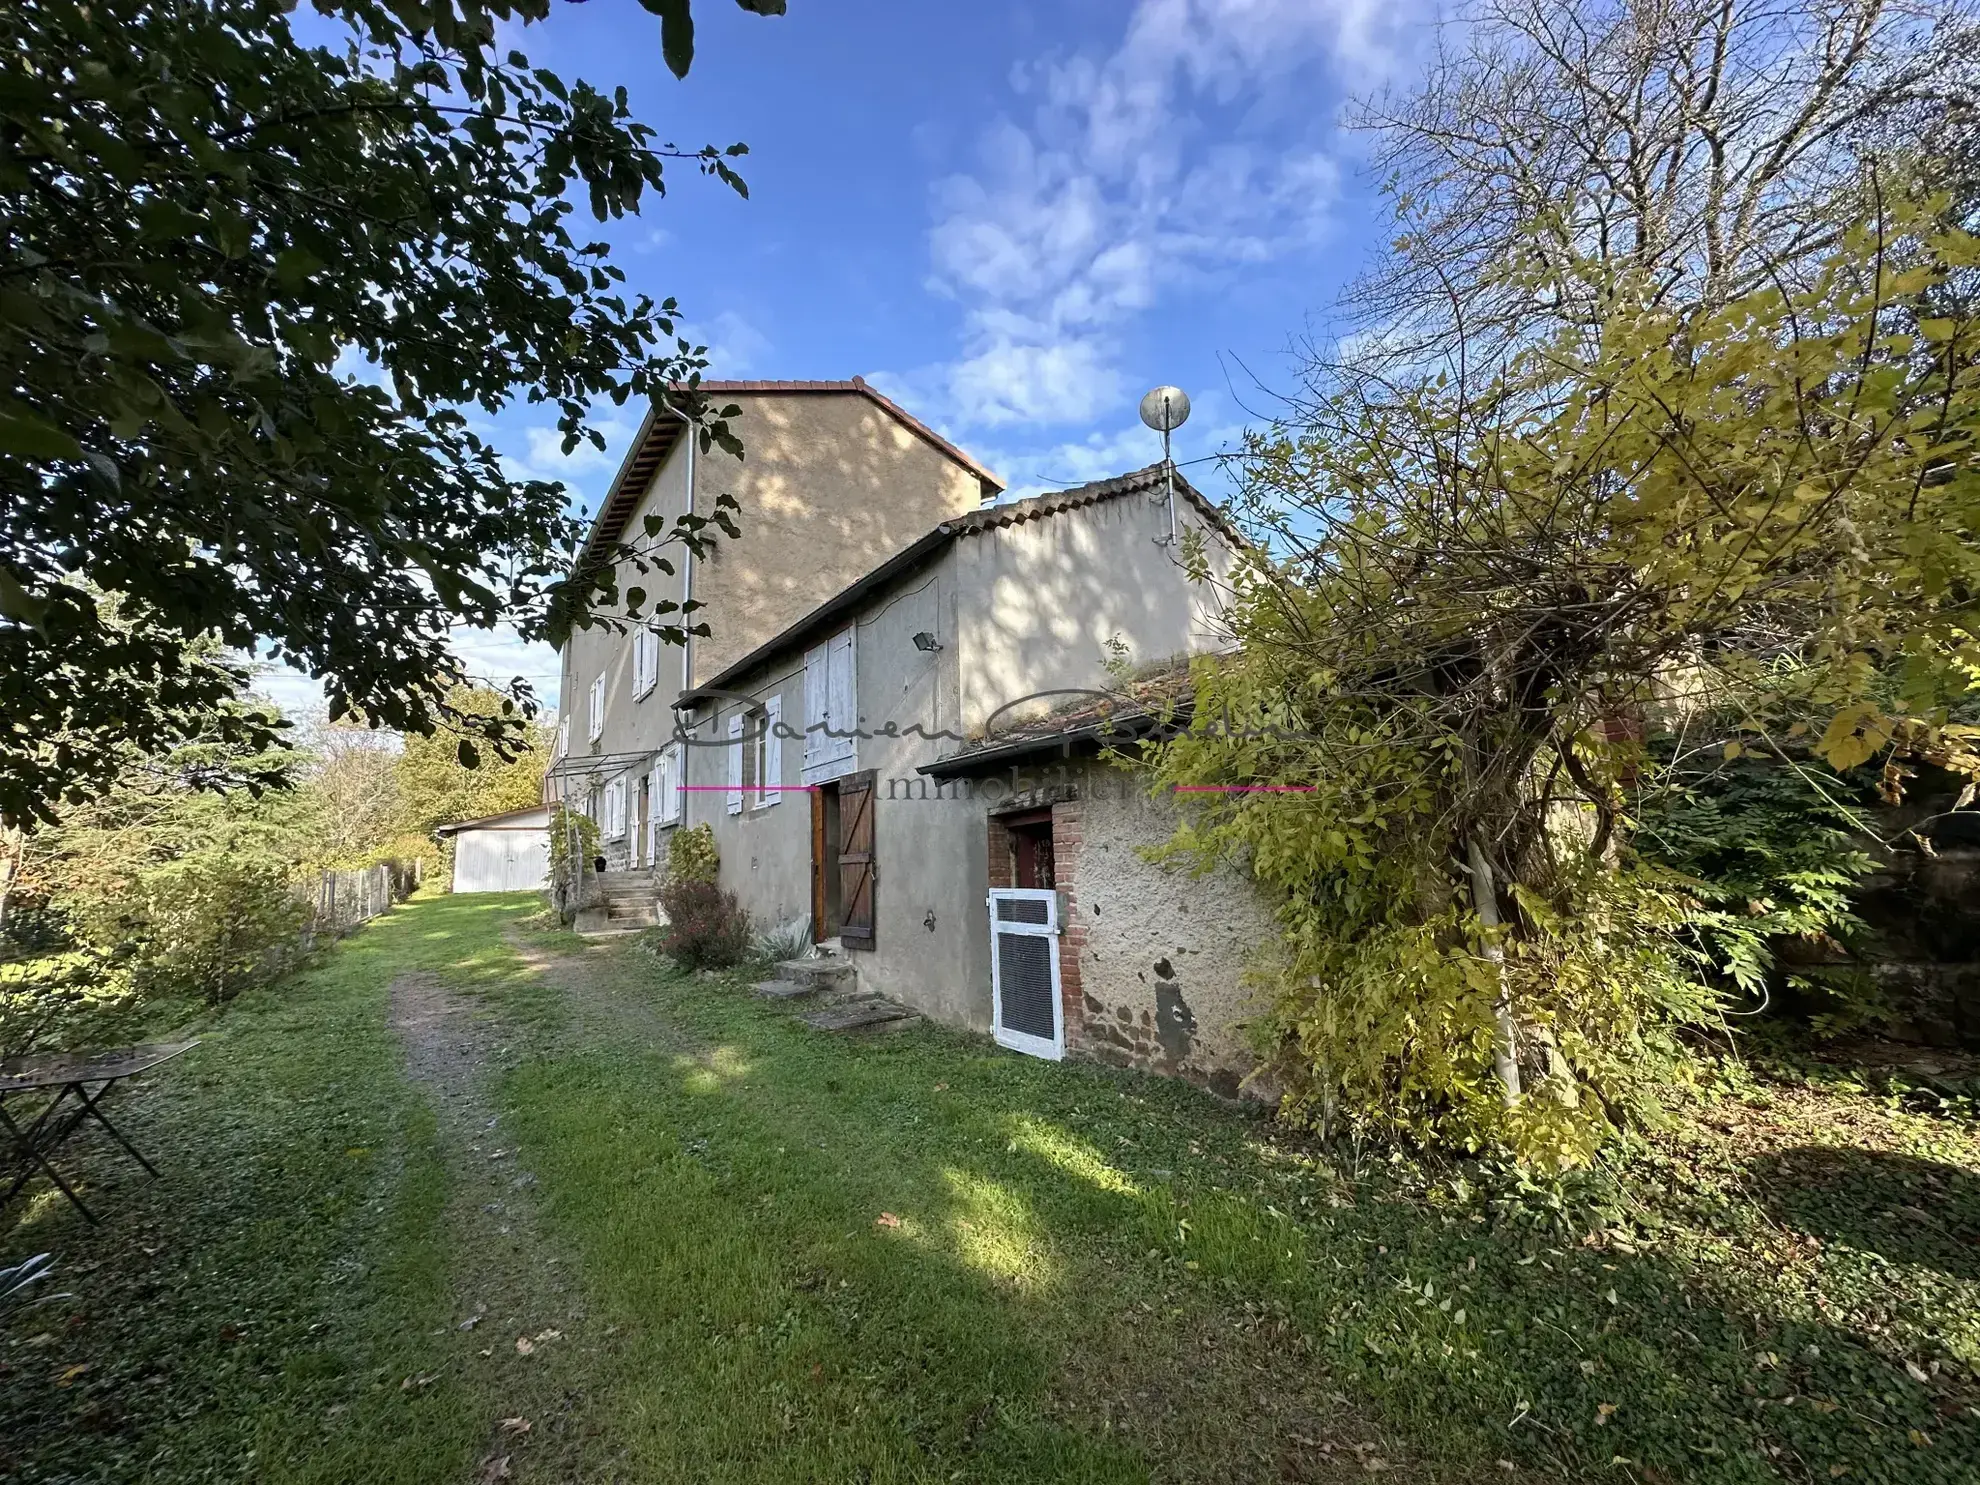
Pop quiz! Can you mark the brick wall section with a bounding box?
[1052,800,1086,1050]
[986,816,1014,889]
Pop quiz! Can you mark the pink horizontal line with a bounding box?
[676,784,818,793]
[1170,784,1315,793]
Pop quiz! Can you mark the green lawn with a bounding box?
[4,893,1977,1483]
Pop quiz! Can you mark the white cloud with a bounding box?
[500,415,636,492]
[899,0,1421,434]
[695,309,771,378]
[977,388,1251,501]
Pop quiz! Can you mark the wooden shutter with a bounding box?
[803,641,828,771]
[826,628,856,764]
[588,676,605,740]
[838,770,876,950]
[762,696,782,807]
[726,714,744,814]
[659,746,682,824]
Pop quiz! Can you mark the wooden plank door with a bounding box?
[838,770,876,950]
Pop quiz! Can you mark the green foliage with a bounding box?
[90,848,309,1006]
[394,686,550,838]
[666,822,720,887]
[0,950,135,1060]
[1635,752,1881,1024]
[0,0,778,825]
[654,878,750,971]
[547,803,601,878]
[1154,207,1980,1166]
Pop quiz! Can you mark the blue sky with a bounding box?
[261,0,1435,719]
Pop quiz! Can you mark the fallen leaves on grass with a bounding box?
[875,1212,901,1229]
[497,1417,531,1436]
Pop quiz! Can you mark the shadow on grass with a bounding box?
[484,935,1980,1485]
[1749,1146,1980,1282]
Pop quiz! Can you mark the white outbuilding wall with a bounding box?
[447,807,552,894]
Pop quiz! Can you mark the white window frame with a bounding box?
[587,675,605,742]
[603,778,627,841]
[801,627,857,785]
[553,716,570,762]
[988,888,1064,1061]
[726,713,744,815]
[632,627,658,700]
[656,745,683,827]
[758,695,783,808]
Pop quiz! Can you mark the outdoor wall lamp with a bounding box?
[912,631,943,653]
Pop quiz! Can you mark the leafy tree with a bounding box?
[395,685,550,836]
[1155,207,1980,1164]
[298,720,410,868]
[0,0,780,828]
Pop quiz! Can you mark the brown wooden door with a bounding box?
[838,771,876,950]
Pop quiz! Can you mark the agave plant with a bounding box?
[1,1252,56,1318]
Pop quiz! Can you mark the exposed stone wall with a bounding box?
[1029,766,1278,1099]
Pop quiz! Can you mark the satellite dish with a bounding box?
[1139,385,1191,433]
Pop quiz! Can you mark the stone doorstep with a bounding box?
[797,1000,916,1033]
[773,958,855,989]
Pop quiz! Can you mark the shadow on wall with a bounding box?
[698,395,982,679]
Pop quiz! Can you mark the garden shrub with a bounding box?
[91,849,309,1005]
[666,822,719,886]
[656,877,751,970]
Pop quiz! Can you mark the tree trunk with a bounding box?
[1467,835,1523,1106]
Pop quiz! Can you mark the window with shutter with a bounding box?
[633,628,657,698]
[726,714,744,814]
[801,628,857,784]
[588,676,605,741]
[657,745,683,825]
[759,696,782,807]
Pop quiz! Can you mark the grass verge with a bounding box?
[7,893,1977,1484]
[0,894,535,1484]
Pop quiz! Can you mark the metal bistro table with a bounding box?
[0,1042,198,1223]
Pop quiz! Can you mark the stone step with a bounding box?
[775,958,855,990]
[798,1000,914,1033]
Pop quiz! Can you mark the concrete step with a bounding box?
[798,1000,915,1033]
[775,958,855,991]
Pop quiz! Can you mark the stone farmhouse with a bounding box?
[548,382,1276,1097]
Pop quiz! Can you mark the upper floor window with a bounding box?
[801,628,856,784]
[587,675,605,742]
[632,627,659,699]
[654,745,683,827]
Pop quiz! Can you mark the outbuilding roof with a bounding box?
[917,662,1198,778]
[433,804,552,838]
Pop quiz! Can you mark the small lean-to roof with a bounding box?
[918,662,1198,778]
[573,378,1004,575]
[689,465,1235,701]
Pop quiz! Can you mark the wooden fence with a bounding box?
[300,860,421,942]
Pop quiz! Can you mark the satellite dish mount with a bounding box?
[1138,386,1191,545]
